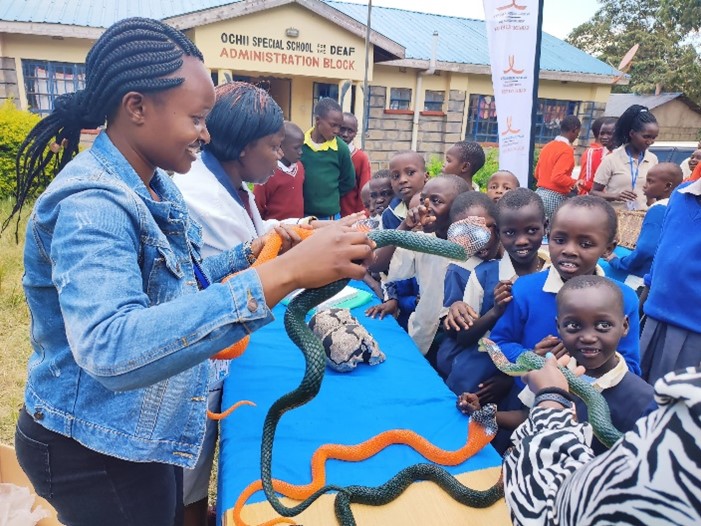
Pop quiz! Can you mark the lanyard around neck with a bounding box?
[626,148,645,189]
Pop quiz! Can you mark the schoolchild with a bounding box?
[7,18,372,526]
[367,169,393,220]
[442,140,486,191]
[380,150,429,229]
[490,196,642,376]
[339,111,372,216]
[253,121,305,220]
[486,170,520,202]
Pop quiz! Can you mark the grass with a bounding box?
[0,198,32,447]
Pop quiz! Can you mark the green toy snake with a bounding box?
[258,228,505,526]
[477,337,624,448]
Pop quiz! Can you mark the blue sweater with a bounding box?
[644,182,701,332]
[490,269,642,375]
[608,202,666,278]
[381,197,404,230]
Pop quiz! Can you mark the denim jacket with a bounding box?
[22,132,274,468]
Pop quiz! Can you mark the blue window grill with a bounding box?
[22,60,86,116]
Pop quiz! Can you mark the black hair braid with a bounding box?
[2,17,203,239]
[612,104,657,149]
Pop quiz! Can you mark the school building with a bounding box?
[0,0,621,170]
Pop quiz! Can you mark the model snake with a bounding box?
[477,337,623,448]
[231,224,508,525]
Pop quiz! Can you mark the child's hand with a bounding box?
[492,280,513,316]
[534,335,569,359]
[271,224,307,254]
[365,299,398,319]
[456,392,481,415]
[404,201,435,231]
[475,374,514,405]
[444,301,478,331]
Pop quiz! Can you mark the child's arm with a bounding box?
[618,285,643,376]
[606,205,665,275]
[339,149,357,197]
[452,280,513,347]
[457,392,527,430]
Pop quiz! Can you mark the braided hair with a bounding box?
[612,104,658,149]
[3,17,204,236]
[205,82,284,162]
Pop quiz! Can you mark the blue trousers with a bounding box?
[15,408,183,526]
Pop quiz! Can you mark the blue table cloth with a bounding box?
[217,281,502,519]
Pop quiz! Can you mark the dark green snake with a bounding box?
[259,229,504,525]
[478,337,623,448]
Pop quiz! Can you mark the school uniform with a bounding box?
[381,197,407,230]
[340,144,372,217]
[573,354,655,455]
[594,145,658,210]
[577,142,609,195]
[386,235,455,355]
[641,179,701,384]
[490,266,642,377]
[534,136,576,219]
[253,160,305,220]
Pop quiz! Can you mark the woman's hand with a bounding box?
[523,354,585,397]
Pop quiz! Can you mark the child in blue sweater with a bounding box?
[604,163,682,289]
[442,189,548,399]
[490,195,642,376]
[641,176,701,383]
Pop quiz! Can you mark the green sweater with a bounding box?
[301,137,356,216]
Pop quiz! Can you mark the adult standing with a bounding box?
[590,105,659,210]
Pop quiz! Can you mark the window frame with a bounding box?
[389,87,412,111]
[22,59,86,116]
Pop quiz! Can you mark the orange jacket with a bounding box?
[535,138,576,195]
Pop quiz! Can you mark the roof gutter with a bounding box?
[411,31,438,151]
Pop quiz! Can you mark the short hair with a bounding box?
[488,170,520,187]
[552,195,617,242]
[390,150,426,170]
[372,169,390,179]
[560,115,581,133]
[654,162,683,186]
[613,104,658,148]
[591,116,618,138]
[431,173,471,196]
[314,97,342,118]
[342,111,358,125]
[205,82,284,162]
[283,120,304,139]
[450,190,498,223]
[496,188,545,223]
[7,17,204,232]
[557,275,623,313]
[451,141,486,174]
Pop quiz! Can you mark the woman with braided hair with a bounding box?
[5,17,373,526]
[590,104,659,210]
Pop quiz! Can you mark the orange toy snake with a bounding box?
[232,404,498,526]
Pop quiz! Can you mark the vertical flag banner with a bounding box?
[482,0,541,187]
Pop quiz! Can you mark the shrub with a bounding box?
[425,154,443,177]
[0,101,41,199]
[473,147,541,191]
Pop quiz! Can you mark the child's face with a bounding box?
[549,205,615,280]
[361,182,371,212]
[419,178,459,236]
[598,122,616,150]
[315,109,343,142]
[642,166,673,201]
[239,127,285,184]
[368,178,393,216]
[487,173,517,202]
[389,153,428,205]
[459,205,500,261]
[140,57,215,176]
[339,114,358,145]
[557,287,629,377]
[442,146,468,177]
[498,203,545,267]
[689,149,701,171]
[281,131,304,164]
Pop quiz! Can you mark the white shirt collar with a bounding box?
[542,265,605,294]
[277,160,298,176]
[554,135,572,145]
[678,178,701,196]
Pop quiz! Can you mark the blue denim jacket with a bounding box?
[22,132,274,468]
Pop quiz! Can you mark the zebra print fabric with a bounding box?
[504,366,701,525]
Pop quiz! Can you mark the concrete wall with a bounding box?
[0,57,19,106]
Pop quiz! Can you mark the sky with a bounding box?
[337,0,601,40]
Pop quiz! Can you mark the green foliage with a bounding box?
[472,147,541,191]
[425,154,444,177]
[0,101,40,199]
[566,0,701,106]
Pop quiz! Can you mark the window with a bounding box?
[313,82,339,107]
[466,94,585,144]
[466,94,499,142]
[389,87,412,110]
[22,60,86,116]
[533,98,580,143]
[424,90,445,112]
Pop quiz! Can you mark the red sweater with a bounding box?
[340,147,372,217]
[534,138,575,195]
[577,142,607,195]
[253,161,305,220]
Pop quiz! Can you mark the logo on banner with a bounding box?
[501,116,521,136]
[497,0,527,10]
[503,55,525,74]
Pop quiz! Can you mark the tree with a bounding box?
[566,0,701,105]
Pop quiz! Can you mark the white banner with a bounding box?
[482,0,541,188]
